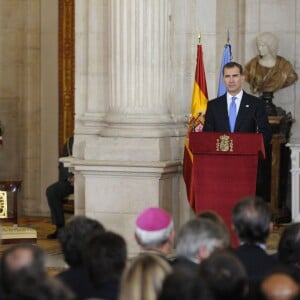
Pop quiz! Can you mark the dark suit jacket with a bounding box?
[171,256,199,274]
[234,244,276,279]
[56,266,94,300]
[89,281,120,300]
[203,92,272,146]
[234,244,276,300]
[59,136,74,182]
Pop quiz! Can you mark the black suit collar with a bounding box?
[234,92,252,131]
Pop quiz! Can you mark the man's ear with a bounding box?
[241,74,245,84]
[231,223,237,234]
[196,245,209,262]
[168,229,175,245]
[134,233,141,246]
[268,222,274,233]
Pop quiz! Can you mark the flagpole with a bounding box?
[217,31,232,96]
[227,29,230,44]
[183,33,208,207]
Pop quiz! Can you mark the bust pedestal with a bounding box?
[265,105,293,223]
[260,92,277,116]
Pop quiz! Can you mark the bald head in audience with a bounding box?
[260,272,300,300]
[0,243,74,300]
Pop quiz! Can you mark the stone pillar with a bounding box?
[72,0,185,255]
[287,142,300,222]
[103,0,173,137]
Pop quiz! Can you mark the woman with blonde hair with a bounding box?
[119,254,171,300]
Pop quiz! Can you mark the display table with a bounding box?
[189,132,265,245]
[1,226,37,244]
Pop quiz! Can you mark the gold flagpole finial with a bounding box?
[198,33,201,44]
[227,29,230,44]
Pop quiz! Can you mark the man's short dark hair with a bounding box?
[223,62,244,75]
[58,215,105,267]
[84,231,127,286]
[158,268,214,300]
[278,222,300,265]
[199,250,248,300]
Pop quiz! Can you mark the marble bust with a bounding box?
[244,32,298,94]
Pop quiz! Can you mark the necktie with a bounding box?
[229,96,237,132]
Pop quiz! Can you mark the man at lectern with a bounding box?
[203,62,272,197]
[203,61,271,146]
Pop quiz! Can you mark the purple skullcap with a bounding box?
[136,207,172,231]
[135,207,173,246]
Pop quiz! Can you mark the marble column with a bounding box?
[72,0,185,255]
[287,142,300,222]
[103,0,173,137]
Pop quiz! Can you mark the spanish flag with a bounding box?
[183,43,208,209]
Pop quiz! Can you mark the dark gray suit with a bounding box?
[203,92,272,146]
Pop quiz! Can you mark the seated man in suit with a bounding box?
[83,231,127,300]
[232,196,276,298]
[0,244,74,300]
[56,215,105,299]
[134,207,175,263]
[198,250,249,300]
[259,270,300,300]
[46,136,74,239]
[172,218,226,272]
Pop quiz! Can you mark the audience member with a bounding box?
[259,270,300,300]
[2,207,297,300]
[277,222,300,283]
[172,218,225,272]
[6,276,75,300]
[158,268,213,300]
[197,210,231,248]
[198,250,249,300]
[0,243,47,296]
[83,231,127,300]
[232,196,276,298]
[46,136,74,239]
[56,215,105,300]
[119,254,171,300]
[0,243,74,300]
[135,207,175,262]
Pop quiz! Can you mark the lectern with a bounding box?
[189,132,265,245]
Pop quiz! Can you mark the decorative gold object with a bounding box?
[216,134,233,152]
[0,191,8,218]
